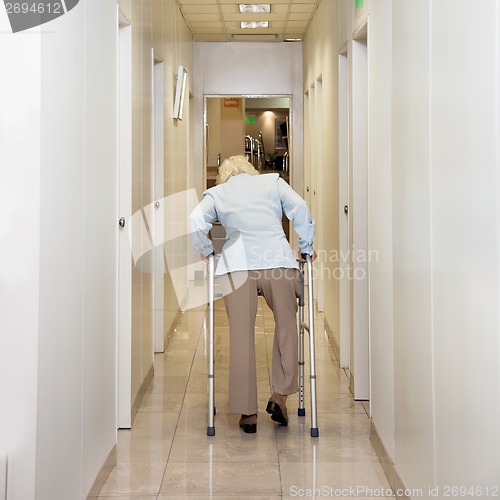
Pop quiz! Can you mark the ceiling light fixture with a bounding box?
[233,34,278,41]
[239,4,271,14]
[240,21,269,29]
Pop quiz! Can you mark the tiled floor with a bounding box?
[98,297,393,499]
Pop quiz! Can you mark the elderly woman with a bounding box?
[189,155,316,433]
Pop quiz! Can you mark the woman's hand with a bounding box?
[298,250,317,262]
[201,252,215,263]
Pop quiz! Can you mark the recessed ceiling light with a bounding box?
[233,34,278,41]
[240,21,269,29]
[239,4,271,14]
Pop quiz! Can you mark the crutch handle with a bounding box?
[298,251,316,264]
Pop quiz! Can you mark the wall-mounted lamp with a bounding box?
[173,65,187,120]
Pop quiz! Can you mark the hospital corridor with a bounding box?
[1,0,499,499]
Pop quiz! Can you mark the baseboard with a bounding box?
[164,307,183,350]
[86,445,116,500]
[323,315,340,364]
[370,420,409,500]
[349,372,355,395]
[131,363,154,425]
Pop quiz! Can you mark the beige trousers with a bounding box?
[220,268,301,415]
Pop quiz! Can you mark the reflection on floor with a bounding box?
[98,297,393,499]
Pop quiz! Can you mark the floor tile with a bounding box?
[168,427,278,462]
[159,461,281,496]
[137,393,185,413]
[280,460,392,494]
[98,462,166,496]
[144,376,189,395]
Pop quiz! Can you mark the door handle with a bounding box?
[119,217,126,228]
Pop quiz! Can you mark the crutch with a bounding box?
[207,253,216,436]
[298,254,319,437]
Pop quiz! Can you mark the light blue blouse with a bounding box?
[189,173,315,276]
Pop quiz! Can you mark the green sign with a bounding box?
[245,117,256,123]
[355,0,364,9]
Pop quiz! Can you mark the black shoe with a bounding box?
[266,392,289,426]
[239,414,257,433]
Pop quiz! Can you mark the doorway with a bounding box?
[204,96,291,188]
[204,96,292,247]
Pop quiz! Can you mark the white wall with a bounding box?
[0,11,41,500]
[304,0,500,496]
[0,1,118,499]
[127,0,193,415]
[160,0,194,337]
[302,0,340,355]
[368,0,395,461]
[37,2,118,498]
[392,0,436,488]
[392,0,500,491]
[429,0,500,487]
[193,42,304,198]
[0,0,195,497]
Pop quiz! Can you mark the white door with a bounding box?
[350,24,369,401]
[152,54,165,353]
[338,47,350,369]
[117,13,132,429]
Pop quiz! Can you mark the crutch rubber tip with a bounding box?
[298,408,306,417]
[207,426,215,436]
[310,428,319,438]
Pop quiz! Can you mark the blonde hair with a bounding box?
[216,155,259,184]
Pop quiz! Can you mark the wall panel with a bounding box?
[302,0,339,340]
[392,0,435,490]
[430,0,500,487]
[368,0,394,460]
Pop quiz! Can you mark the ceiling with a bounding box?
[176,0,322,42]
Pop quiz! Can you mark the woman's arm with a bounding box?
[277,177,315,256]
[188,194,218,257]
